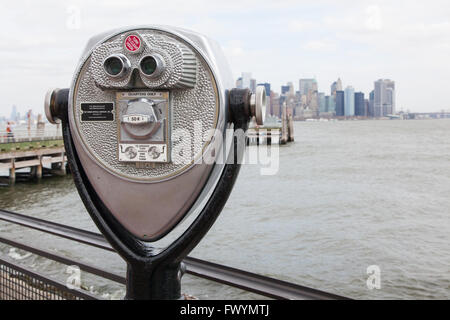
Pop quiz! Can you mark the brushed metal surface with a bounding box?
[68,26,233,241]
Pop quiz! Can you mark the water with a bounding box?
[1,119,449,299]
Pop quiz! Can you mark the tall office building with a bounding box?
[335,91,345,116]
[10,105,17,122]
[250,79,257,93]
[299,79,317,96]
[364,99,370,117]
[374,79,396,117]
[331,78,343,96]
[344,86,355,116]
[386,83,395,114]
[318,92,326,113]
[270,92,281,118]
[336,78,342,91]
[354,92,365,116]
[299,78,319,116]
[281,85,290,95]
[369,90,375,117]
[330,78,342,116]
[286,82,295,95]
[236,73,256,92]
[326,95,336,113]
[241,72,252,89]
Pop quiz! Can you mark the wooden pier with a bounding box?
[247,127,282,145]
[247,106,295,146]
[0,127,66,185]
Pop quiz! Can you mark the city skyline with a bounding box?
[1,1,450,117]
[3,73,444,122]
[237,72,398,118]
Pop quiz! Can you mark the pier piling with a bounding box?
[36,161,43,180]
[9,165,15,185]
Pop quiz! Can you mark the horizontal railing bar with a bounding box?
[0,236,347,300]
[0,236,125,285]
[0,209,349,300]
[0,257,98,300]
[0,128,62,133]
[0,209,112,251]
[184,257,347,300]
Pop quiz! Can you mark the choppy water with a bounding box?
[1,119,449,300]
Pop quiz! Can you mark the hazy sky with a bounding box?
[1,0,450,117]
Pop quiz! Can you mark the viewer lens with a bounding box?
[104,56,124,76]
[140,56,157,76]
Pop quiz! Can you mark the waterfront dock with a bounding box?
[247,105,294,146]
[0,126,66,184]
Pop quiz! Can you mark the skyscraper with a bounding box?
[335,91,345,116]
[10,105,17,122]
[331,82,336,95]
[336,78,342,91]
[369,90,375,117]
[354,92,365,116]
[344,86,355,116]
[271,92,281,118]
[286,82,295,96]
[374,79,396,117]
[318,92,326,113]
[299,79,317,96]
[330,78,342,116]
[326,95,336,114]
[331,78,343,96]
[250,79,257,93]
[281,85,290,95]
[241,72,252,89]
[299,78,319,116]
[386,83,395,114]
[325,96,330,113]
[364,99,370,117]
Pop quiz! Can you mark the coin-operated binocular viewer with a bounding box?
[45,26,266,300]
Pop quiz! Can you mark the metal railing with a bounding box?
[0,258,97,300]
[0,209,348,300]
[0,127,63,144]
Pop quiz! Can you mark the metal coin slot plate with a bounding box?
[116,91,170,163]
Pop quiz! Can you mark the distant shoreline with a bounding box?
[293,117,450,122]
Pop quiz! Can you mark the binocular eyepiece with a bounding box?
[103,53,166,80]
[103,54,131,77]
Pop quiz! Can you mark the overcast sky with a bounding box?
[1,0,449,117]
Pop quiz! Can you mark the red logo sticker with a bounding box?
[124,35,141,52]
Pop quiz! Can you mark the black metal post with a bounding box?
[125,262,183,300]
